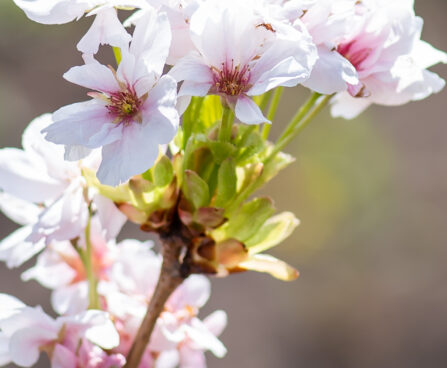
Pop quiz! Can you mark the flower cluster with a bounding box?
[1,0,446,367]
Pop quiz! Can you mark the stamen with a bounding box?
[212,60,250,97]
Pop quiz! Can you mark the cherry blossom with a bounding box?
[330,0,447,118]
[170,0,317,124]
[0,115,125,267]
[0,294,121,367]
[43,8,179,186]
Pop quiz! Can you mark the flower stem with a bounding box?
[262,87,284,140]
[124,235,186,368]
[268,94,332,162]
[218,107,234,142]
[228,94,332,213]
[84,215,100,310]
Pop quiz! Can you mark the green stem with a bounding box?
[259,90,273,111]
[84,215,100,310]
[269,94,332,161]
[218,107,234,142]
[228,94,332,213]
[262,87,284,140]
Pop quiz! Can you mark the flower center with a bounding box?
[337,41,372,71]
[212,61,250,97]
[106,89,142,124]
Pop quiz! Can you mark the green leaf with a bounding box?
[261,151,295,184]
[245,212,299,254]
[214,158,237,208]
[153,156,174,187]
[183,170,210,209]
[235,126,264,164]
[213,197,275,243]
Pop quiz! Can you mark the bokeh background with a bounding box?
[1,1,446,367]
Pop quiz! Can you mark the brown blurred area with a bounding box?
[1,1,447,367]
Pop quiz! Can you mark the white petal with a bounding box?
[203,310,227,337]
[77,8,131,55]
[63,62,120,93]
[169,53,214,85]
[156,350,180,368]
[93,194,127,240]
[330,91,372,119]
[12,0,90,24]
[0,226,45,268]
[303,47,358,95]
[130,7,171,77]
[9,328,56,367]
[0,193,41,226]
[185,319,227,358]
[235,95,269,125]
[0,332,11,366]
[0,148,66,203]
[28,182,89,245]
[168,275,210,310]
[97,123,160,186]
[81,311,120,349]
[0,294,25,320]
[51,283,89,316]
[44,100,123,150]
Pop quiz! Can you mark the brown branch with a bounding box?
[123,234,186,368]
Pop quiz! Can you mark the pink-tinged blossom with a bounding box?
[0,115,126,267]
[298,0,360,94]
[43,9,179,186]
[329,0,447,118]
[97,246,227,367]
[170,0,317,125]
[0,294,121,368]
[22,213,127,315]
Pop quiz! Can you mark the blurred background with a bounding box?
[1,1,446,367]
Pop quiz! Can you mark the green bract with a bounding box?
[84,94,307,281]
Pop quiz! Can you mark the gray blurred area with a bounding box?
[1,1,447,367]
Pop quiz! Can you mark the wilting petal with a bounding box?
[239,254,299,281]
